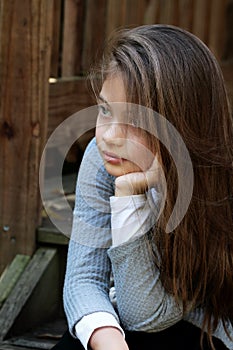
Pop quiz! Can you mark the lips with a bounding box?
[102,151,126,164]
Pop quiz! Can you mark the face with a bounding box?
[95,74,155,177]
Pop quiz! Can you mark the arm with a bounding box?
[63,138,127,349]
[64,141,180,348]
[107,156,183,332]
[108,231,183,332]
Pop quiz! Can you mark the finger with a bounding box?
[115,172,148,196]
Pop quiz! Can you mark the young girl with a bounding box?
[52,25,233,350]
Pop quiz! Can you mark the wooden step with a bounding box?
[0,248,58,341]
[0,343,37,350]
[37,226,69,246]
[1,318,67,350]
[0,255,30,309]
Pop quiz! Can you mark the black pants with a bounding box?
[51,320,227,350]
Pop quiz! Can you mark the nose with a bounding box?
[102,123,127,146]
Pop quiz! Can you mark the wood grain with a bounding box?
[0,0,53,274]
[0,248,57,341]
[62,0,85,76]
[0,255,30,308]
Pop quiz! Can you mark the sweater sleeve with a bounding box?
[64,137,183,338]
[63,138,119,336]
[107,232,184,332]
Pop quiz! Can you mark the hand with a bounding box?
[115,156,164,197]
[89,327,129,350]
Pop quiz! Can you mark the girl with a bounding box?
[52,25,233,350]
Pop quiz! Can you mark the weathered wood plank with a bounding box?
[0,248,57,341]
[159,0,176,25]
[192,0,210,44]
[50,0,62,77]
[48,77,95,162]
[143,0,160,24]
[0,255,30,308]
[124,0,145,26]
[221,60,233,106]
[48,78,94,137]
[81,0,107,73]
[224,0,233,60]
[0,0,53,274]
[4,338,55,350]
[178,0,195,32]
[0,318,67,350]
[37,227,69,246]
[0,343,36,350]
[106,0,132,36]
[62,0,85,77]
[208,0,227,60]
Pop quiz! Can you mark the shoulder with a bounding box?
[79,137,100,171]
[84,136,98,153]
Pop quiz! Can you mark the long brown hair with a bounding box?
[90,24,233,348]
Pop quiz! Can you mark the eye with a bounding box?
[97,104,112,118]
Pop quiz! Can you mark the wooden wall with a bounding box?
[48,0,233,138]
[50,0,230,79]
[0,1,53,274]
[0,0,232,274]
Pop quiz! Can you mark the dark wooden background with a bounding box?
[0,0,233,275]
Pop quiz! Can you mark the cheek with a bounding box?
[95,123,104,143]
[126,133,155,169]
[127,131,150,154]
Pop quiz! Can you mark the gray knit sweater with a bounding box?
[63,137,233,349]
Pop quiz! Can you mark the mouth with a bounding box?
[102,151,126,164]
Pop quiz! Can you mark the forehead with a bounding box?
[100,74,126,103]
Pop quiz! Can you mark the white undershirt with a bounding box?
[75,189,161,349]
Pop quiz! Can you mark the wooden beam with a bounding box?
[50,0,63,78]
[208,0,227,60]
[0,0,53,274]
[81,0,107,73]
[37,227,69,246]
[180,0,195,31]
[48,77,94,137]
[0,344,35,350]
[61,0,85,77]
[0,255,30,309]
[47,78,95,166]
[223,0,233,60]
[0,248,57,341]
[192,0,211,44]
[221,60,233,107]
[3,338,56,350]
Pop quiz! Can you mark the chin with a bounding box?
[104,164,124,177]
[104,162,141,178]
